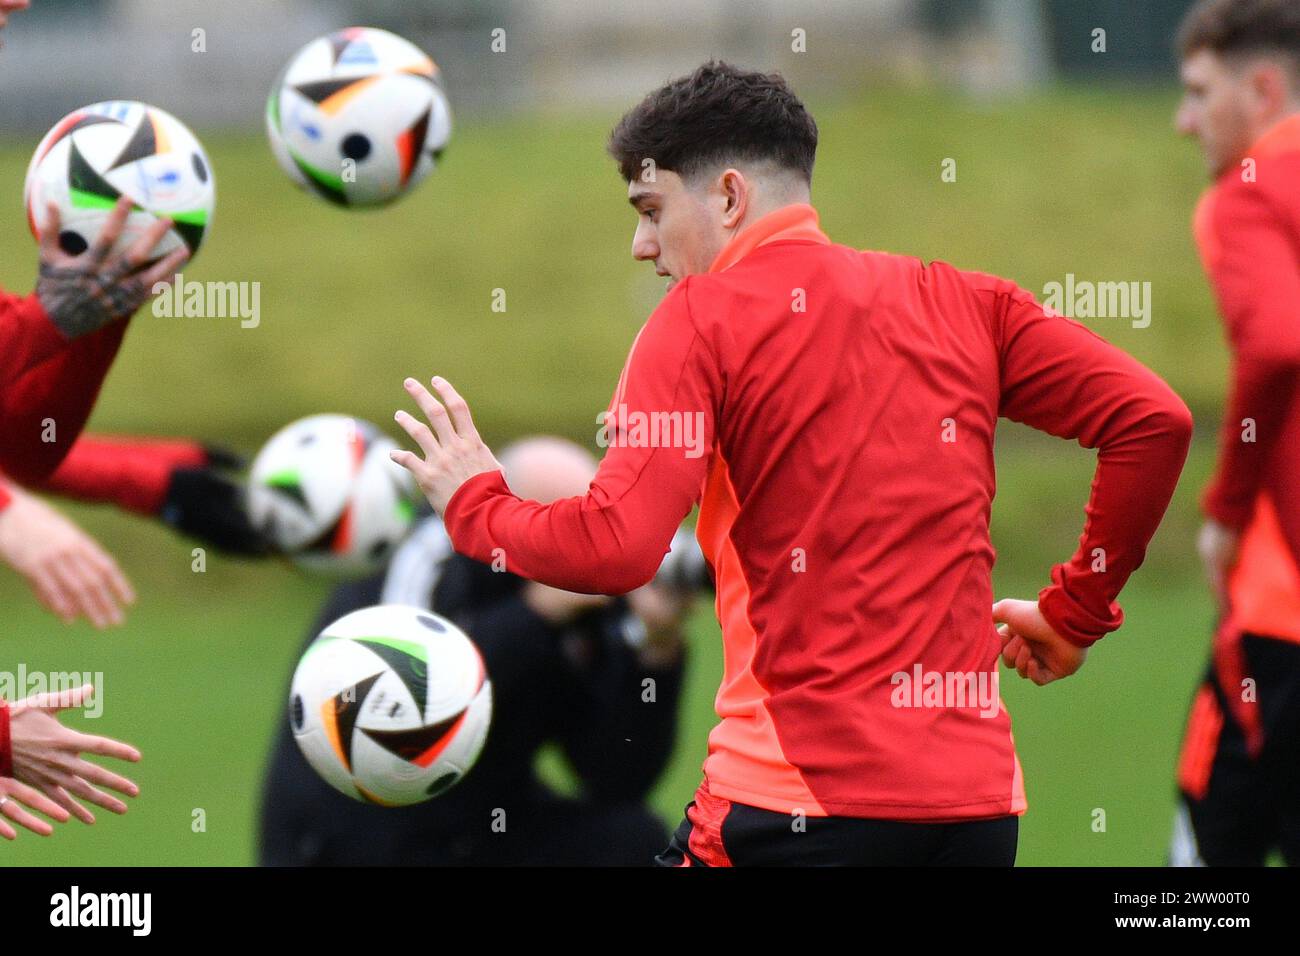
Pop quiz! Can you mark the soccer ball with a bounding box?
[266,27,452,207]
[290,604,493,805]
[24,100,215,261]
[247,414,417,576]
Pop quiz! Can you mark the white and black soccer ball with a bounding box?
[24,100,215,261]
[247,414,417,576]
[290,604,493,806]
[266,26,452,207]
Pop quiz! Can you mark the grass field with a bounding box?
[0,85,1229,865]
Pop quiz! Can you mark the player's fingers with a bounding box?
[40,781,96,825]
[404,378,455,446]
[6,804,55,836]
[70,759,139,800]
[88,197,133,263]
[45,558,105,627]
[88,546,135,607]
[0,819,15,840]
[394,408,440,459]
[1014,643,1033,678]
[389,448,427,478]
[1000,634,1022,668]
[39,202,63,259]
[69,731,141,765]
[67,553,124,629]
[430,376,480,442]
[31,569,77,624]
[118,215,173,271]
[5,778,72,822]
[28,682,94,713]
[63,770,129,814]
[136,245,189,291]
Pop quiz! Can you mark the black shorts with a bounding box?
[1173,633,1300,866]
[655,785,1018,866]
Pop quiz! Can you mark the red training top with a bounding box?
[444,204,1192,820]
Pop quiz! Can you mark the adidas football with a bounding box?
[290,604,493,805]
[24,100,214,262]
[247,414,417,576]
[266,27,452,207]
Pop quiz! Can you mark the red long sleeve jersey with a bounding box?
[445,204,1192,820]
[0,288,129,503]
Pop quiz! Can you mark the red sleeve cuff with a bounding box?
[442,469,512,546]
[0,699,13,778]
[0,483,12,513]
[1038,582,1122,649]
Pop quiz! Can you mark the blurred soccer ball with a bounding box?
[266,26,452,207]
[24,100,215,261]
[248,414,417,576]
[290,604,493,805]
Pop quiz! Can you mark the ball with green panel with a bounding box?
[24,100,214,262]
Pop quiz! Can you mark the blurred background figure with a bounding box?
[1170,0,1300,867]
[259,436,701,865]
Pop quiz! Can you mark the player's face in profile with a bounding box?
[0,0,31,30]
[627,170,724,292]
[1177,49,1258,177]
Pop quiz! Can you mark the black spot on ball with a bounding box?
[291,694,305,732]
[426,771,460,797]
[341,134,372,161]
[192,152,209,184]
[58,230,89,256]
[417,614,446,633]
[369,540,390,560]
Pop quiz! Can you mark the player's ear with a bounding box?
[719,168,747,229]
[1249,60,1289,117]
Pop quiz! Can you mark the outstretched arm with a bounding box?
[394,284,719,594]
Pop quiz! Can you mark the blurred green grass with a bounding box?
[0,85,1227,865]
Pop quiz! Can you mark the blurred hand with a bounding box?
[627,581,691,666]
[1197,519,1241,614]
[8,684,140,826]
[392,377,502,514]
[522,581,612,626]
[35,197,188,340]
[0,485,135,628]
[160,446,270,556]
[993,598,1087,686]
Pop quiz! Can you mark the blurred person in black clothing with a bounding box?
[259,436,700,865]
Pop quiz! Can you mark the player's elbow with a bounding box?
[594,550,661,596]
[1145,388,1195,455]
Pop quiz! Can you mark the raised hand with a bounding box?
[35,197,188,340]
[391,376,503,514]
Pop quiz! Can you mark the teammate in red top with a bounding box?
[391,62,1192,865]
[1171,0,1300,866]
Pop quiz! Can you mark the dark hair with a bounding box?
[608,61,818,185]
[1178,0,1300,73]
